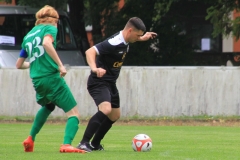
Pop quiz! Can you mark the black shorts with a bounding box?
[87,75,120,108]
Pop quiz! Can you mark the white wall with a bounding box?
[1,66,240,117]
[222,35,233,52]
[222,11,234,52]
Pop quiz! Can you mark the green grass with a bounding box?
[0,123,240,160]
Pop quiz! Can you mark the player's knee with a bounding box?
[108,111,120,121]
[115,114,120,120]
[76,113,81,122]
[68,114,80,123]
[71,112,81,121]
[45,103,55,112]
[111,114,120,121]
[99,102,112,115]
[101,107,112,115]
[66,107,81,122]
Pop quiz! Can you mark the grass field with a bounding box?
[0,123,240,160]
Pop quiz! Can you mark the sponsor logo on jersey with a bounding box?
[113,61,123,68]
[122,53,126,59]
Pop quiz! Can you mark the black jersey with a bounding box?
[91,31,129,82]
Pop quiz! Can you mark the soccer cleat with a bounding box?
[76,142,93,152]
[23,136,34,152]
[60,144,86,153]
[90,143,104,151]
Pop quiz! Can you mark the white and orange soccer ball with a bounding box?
[132,134,152,152]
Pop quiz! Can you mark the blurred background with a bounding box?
[1,0,240,66]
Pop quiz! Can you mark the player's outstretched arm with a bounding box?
[138,32,157,41]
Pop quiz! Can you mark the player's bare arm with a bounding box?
[16,58,30,69]
[42,35,66,77]
[86,47,106,78]
[138,32,157,41]
[16,49,30,69]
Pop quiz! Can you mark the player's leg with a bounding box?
[54,79,85,153]
[91,83,120,150]
[64,107,80,144]
[77,102,111,152]
[23,103,55,152]
[30,103,55,141]
[91,108,120,150]
[82,101,111,143]
[23,76,55,152]
[76,76,111,152]
[59,106,85,153]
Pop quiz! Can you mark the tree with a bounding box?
[84,0,163,65]
[3,0,226,65]
[206,0,240,40]
[150,0,220,66]
[18,0,67,9]
[82,0,119,43]
[83,0,217,66]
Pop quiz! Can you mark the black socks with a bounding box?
[91,117,115,147]
[81,111,107,143]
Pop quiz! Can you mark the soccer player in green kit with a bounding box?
[16,5,85,153]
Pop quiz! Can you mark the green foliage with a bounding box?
[3,0,231,65]
[2,0,67,9]
[1,0,11,3]
[206,0,240,40]
[84,0,218,66]
[17,0,67,9]
[152,0,178,24]
[83,0,119,43]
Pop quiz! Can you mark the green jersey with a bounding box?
[22,24,58,79]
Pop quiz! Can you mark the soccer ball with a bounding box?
[132,134,152,152]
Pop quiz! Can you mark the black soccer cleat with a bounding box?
[90,143,104,151]
[76,142,92,153]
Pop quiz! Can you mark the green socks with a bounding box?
[63,116,79,144]
[30,107,51,141]
[29,107,79,145]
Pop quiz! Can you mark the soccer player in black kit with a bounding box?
[77,17,157,152]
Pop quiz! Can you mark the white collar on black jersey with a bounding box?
[93,31,128,55]
[120,31,128,45]
[108,31,128,46]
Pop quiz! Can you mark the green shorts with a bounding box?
[32,74,77,112]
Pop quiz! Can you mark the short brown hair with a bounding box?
[35,5,59,25]
[125,17,146,32]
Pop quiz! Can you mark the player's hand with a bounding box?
[59,65,67,77]
[92,68,106,77]
[140,32,157,41]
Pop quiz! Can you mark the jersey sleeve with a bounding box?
[44,25,57,47]
[94,40,115,55]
